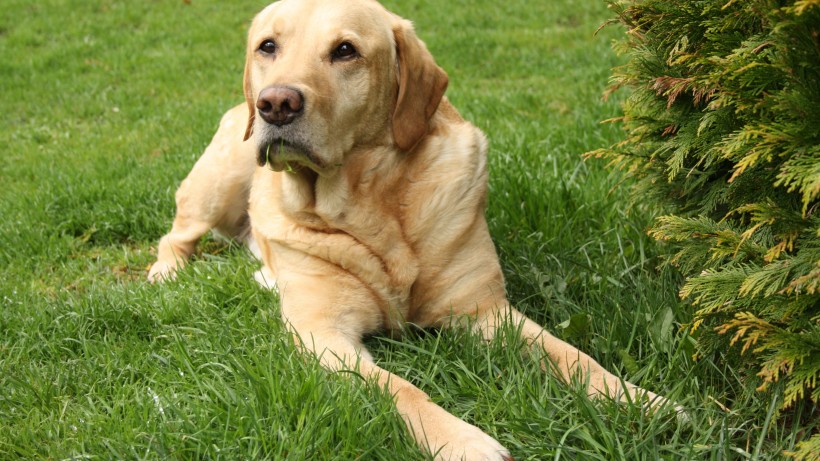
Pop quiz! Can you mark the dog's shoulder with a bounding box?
[387,99,491,261]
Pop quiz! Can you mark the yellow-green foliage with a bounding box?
[592,1,819,458]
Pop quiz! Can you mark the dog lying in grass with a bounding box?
[149,0,679,459]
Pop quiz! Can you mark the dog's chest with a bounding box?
[314,173,421,322]
[251,167,421,328]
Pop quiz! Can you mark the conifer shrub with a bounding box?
[592,1,819,457]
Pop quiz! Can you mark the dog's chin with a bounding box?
[257,138,324,173]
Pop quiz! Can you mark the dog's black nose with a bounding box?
[256,86,304,127]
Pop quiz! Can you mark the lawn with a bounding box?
[0,0,809,459]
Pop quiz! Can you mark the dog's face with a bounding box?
[243,0,448,176]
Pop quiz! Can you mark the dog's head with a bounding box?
[242,0,448,175]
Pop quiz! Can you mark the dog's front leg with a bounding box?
[149,105,257,282]
[475,305,683,415]
[277,273,512,461]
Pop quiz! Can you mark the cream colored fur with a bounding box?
[148,1,678,459]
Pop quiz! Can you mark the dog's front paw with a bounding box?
[147,261,179,283]
[618,384,690,424]
[425,418,511,461]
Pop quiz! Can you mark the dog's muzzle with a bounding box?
[253,85,325,172]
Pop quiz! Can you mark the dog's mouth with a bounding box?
[257,138,324,172]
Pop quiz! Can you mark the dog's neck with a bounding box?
[277,143,397,224]
[276,166,325,228]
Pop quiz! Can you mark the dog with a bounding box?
[148,0,678,459]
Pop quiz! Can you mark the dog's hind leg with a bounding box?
[149,105,257,282]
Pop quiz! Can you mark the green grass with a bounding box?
[0,0,811,459]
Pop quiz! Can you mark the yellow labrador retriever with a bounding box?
[149,0,676,459]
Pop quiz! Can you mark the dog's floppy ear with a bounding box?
[392,19,449,152]
[242,45,255,142]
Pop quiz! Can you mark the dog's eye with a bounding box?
[258,40,277,55]
[331,42,358,61]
